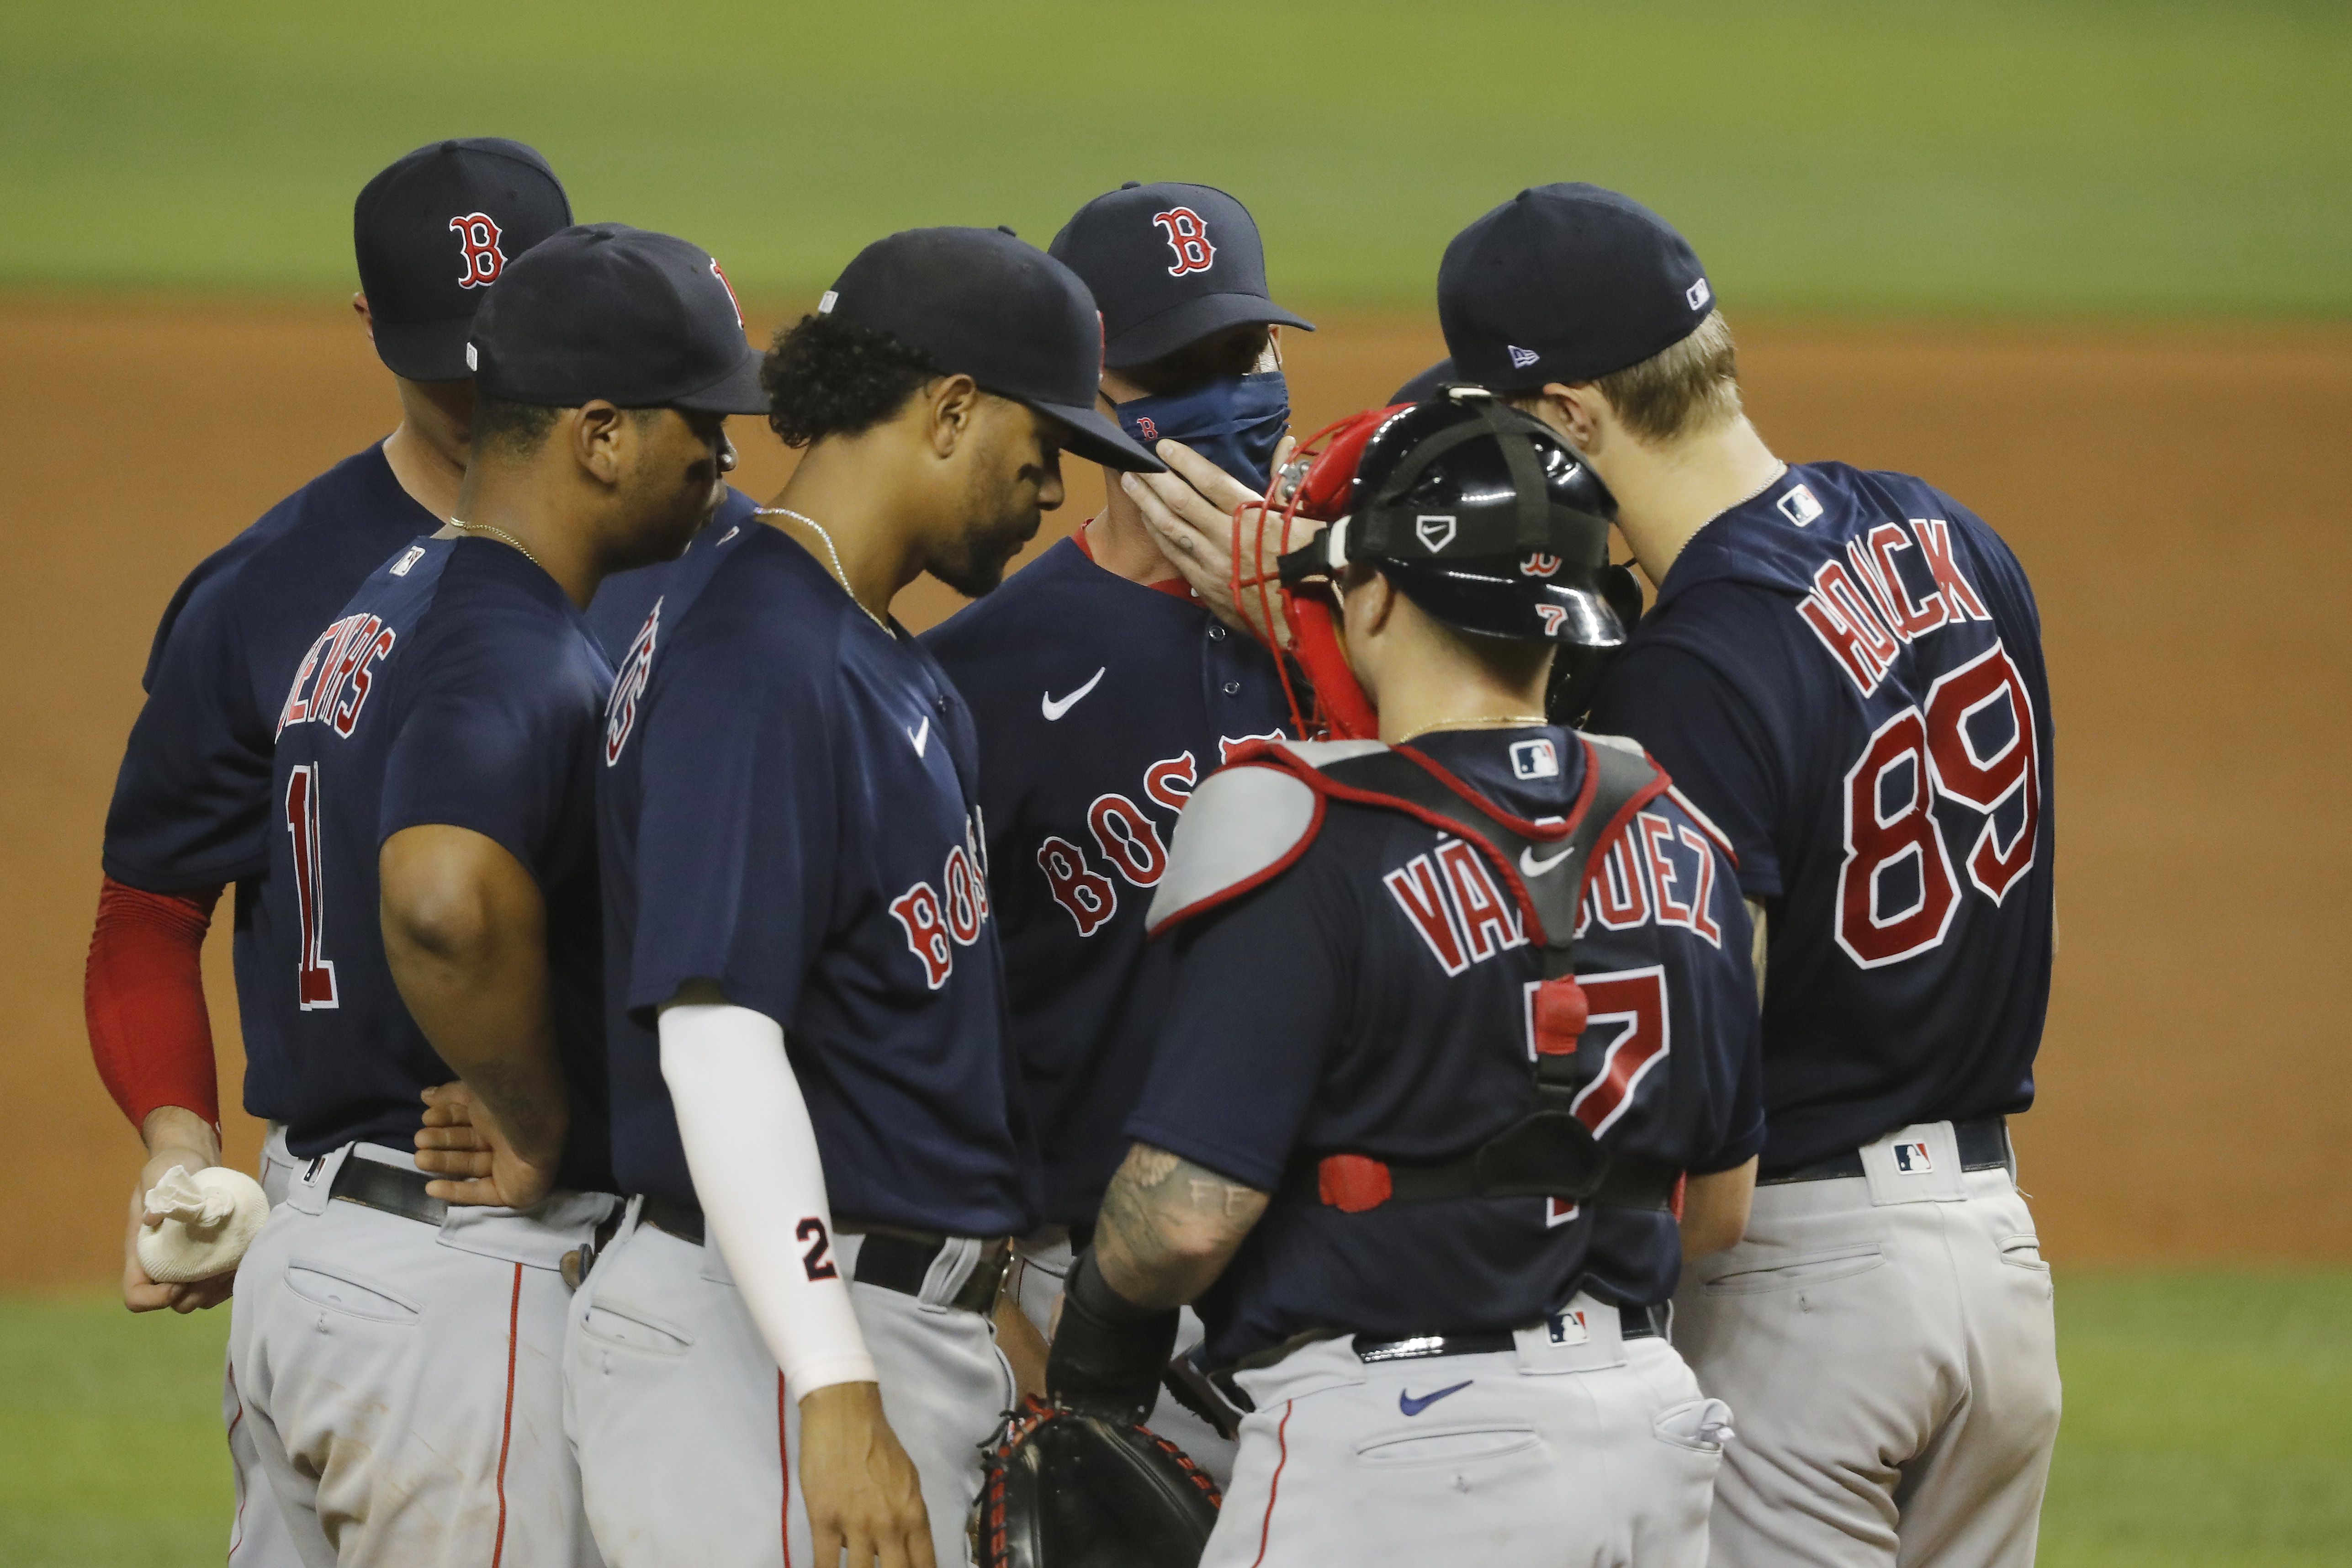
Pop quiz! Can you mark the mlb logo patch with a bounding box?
[1777,484,1825,527]
[389,545,426,577]
[1893,1140,1934,1175]
[1510,738,1559,779]
[1547,1309,1589,1345]
[1507,344,1540,370]
[1686,276,1712,311]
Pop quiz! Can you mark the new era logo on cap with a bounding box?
[1507,344,1541,369]
[1777,483,1824,527]
[1893,1141,1934,1175]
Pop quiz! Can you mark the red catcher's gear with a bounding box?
[1226,404,1408,741]
[85,876,223,1128]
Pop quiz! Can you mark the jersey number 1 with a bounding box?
[1836,642,2041,968]
[283,763,339,1009]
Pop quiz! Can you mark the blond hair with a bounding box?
[1514,307,1743,444]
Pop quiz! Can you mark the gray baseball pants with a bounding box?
[1206,1294,1729,1567]
[1674,1120,2062,1567]
[226,1139,612,1567]
[564,1197,1015,1568]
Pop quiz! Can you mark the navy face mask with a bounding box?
[1111,371,1291,492]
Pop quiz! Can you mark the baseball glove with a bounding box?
[972,1396,1223,1568]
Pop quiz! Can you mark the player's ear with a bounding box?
[572,401,628,486]
[1536,382,1605,451]
[353,293,374,340]
[926,374,982,459]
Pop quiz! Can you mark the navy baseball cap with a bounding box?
[467,223,767,413]
[354,138,573,381]
[817,227,1162,472]
[1438,184,1715,392]
[1049,182,1313,369]
[1391,358,1459,405]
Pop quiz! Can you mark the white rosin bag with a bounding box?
[138,1164,269,1282]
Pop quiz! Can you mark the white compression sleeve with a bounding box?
[659,1001,877,1395]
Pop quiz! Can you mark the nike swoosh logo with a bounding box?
[1399,1380,1473,1417]
[1041,667,1107,721]
[1520,844,1575,877]
[907,715,930,757]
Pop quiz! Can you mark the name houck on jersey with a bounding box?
[1796,517,1991,697]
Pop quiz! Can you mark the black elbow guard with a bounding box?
[1045,1247,1181,1425]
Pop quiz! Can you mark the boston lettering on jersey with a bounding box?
[602,525,1033,1239]
[257,537,614,1184]
[1588,461,2054,1173]
[922,532,1292,1225]
[1130,728,1763,1367]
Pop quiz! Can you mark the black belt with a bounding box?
[638,1198,1009,1314]
[328,1155,446,1226]
[1759,1118,2011,1186]
[1353,1301,1665,1363]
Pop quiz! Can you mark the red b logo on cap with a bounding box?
[1151,208,1216,277]
[449,213,506,289]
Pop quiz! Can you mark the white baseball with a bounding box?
[137,1164,269,1283]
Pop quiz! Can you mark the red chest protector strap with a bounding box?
[1237,736,1681,1216]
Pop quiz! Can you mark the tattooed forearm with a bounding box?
[1094,1142,1270,1308]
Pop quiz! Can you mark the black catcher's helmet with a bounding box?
[1277,387,1627,646]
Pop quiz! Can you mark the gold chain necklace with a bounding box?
[1392,713,1549,746]
[447,517,540,567]
[756,507,890,632]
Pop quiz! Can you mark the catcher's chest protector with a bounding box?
[1149,736,1681,1212]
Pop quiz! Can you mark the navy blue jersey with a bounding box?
[257,537,614,1184]
[581,485,759,661]
[105,445,439,1128]
[1132,729,1763,1366]
[601,526,1036,1238]
[921,534,1292,1224]
[1587,462,2055,1175]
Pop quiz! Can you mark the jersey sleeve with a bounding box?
[1574,805,1765,1176]
[623,633,841,1029]
[1588,609,1788,901]
[1125,851,1354,1192]
[377,609,588,876]
[102,567,273,891]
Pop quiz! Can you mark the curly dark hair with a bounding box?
[761,313,946,448]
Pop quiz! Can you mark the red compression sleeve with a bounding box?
[85,875,224,1130]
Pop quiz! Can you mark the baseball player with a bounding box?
[920,181,1309,1465]
[83,137,572,1562]
[572,226,1163,1568]
[1044,392,1764,1567]
[223,222,758,1567]
[1439,183,2062,1565]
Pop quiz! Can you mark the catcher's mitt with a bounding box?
[972,1396,1222,1568]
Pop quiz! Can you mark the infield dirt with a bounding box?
[4,298,2347,1288]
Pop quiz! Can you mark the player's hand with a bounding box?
[124,1109,232,1314]
[798,1381,937,1568]
[1122,435,1304,646]
[416,1082,560,1211]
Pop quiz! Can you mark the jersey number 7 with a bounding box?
[1837,641,2041,968]
[283,763,340,1009]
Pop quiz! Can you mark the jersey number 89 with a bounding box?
[1837,641,2040,968]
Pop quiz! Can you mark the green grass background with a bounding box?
[4,1272,2347,1565]
[0,0,2346,314]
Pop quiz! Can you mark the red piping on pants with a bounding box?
[490,1263,522,1568]
[1249,1402,1294,1566]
